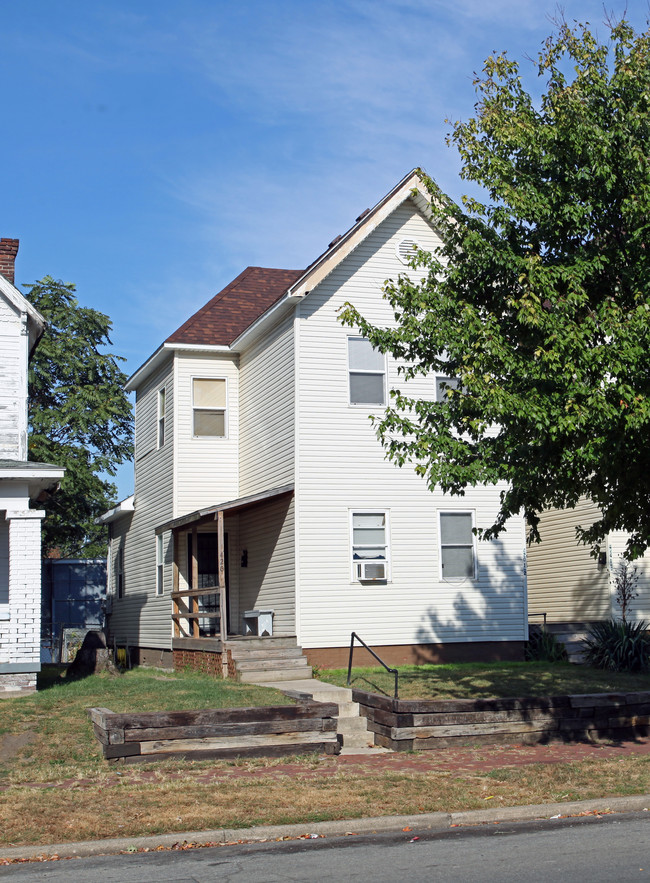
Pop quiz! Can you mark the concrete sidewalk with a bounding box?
[1,794,649,863]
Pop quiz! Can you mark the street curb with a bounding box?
[1,794,648,862]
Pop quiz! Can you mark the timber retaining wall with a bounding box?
[89,701,340,763]
[352,690,650,750]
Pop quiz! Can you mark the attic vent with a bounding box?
[328,234,343,249]
[396,238,419,264]
[355,208,370,223]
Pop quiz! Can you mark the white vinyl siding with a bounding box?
[239,315,295,496]
[110,356,174,649]
[296,199,527,649]
[527,498,610,623]
[175,353,239,515]
[237,495,295,636]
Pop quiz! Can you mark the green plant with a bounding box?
[583,620,650,672]
[613,559,639,624]
[525,627,568,663]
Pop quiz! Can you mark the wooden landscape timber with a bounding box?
[352,690,650,750]
[88,701,340,763]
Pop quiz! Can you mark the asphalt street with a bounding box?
[2,811,649,882]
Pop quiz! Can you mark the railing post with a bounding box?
[347,632,356,687]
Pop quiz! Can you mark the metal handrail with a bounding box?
[347,632,399,699]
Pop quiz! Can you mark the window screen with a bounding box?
[193,379,226,437]
[348,338,385,405]
[440,512,475,579]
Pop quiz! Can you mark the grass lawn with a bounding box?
[320,661,650,699]
[1,662,650,848]
[0,665,292,786]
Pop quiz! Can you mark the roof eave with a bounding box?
[125,342,232,391]
[96,494,135,525]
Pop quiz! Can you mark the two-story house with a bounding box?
[101,171,529,677]
[0,239,64,694]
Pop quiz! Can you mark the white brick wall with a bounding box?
[0,509,44,669]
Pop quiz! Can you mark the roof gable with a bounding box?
[165,266,303,347]
[0,273,46,355]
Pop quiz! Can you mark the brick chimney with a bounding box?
[0,238,19,284]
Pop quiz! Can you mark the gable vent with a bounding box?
[396,238,419,264]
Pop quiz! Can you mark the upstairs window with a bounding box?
[351,511,389,581]
[439,511,476,579]
[157,387,166,448]
[436,376,460,402]
[193,378,227,437]
[116,545,124,598]
[348,337,385,406]
[156,534,164,596]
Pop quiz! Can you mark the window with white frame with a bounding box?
[116,545,124,598]
[157,387,166,448]
[348,337,385,406]
[192,378,226,437]
[156,534,164,596]
[351,511,389,581]
[435,376,461,402]
[439,511,476,579]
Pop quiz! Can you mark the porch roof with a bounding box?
[155,483,294,535]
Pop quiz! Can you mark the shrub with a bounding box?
[583,619,650,673]
[525,626,568,663]
[613,559,639,624]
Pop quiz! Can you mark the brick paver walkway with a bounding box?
[4,737,649,792]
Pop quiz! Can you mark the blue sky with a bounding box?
[2,0,646,498]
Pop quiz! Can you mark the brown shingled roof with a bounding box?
[165,266,304,347]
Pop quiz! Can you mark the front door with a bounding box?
[187,532,230,636]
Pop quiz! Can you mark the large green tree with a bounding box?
[342,18,650,558]
[25,277,134,557]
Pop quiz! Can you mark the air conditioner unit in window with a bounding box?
[356,561,387,581]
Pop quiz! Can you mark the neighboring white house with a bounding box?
[0,239,65,694]
[102,171,529,673]
[527,498,650,627]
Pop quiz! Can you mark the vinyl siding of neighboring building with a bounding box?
[239,316,294,497]
[109,357,174,648]
[608,532,650,621]
[526,499,611,623]
[295,199,527,650]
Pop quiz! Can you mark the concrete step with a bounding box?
[333,700,360,718]
[339,730,375,749]
[225,637,299,650]
[336,716,369,735]
[244,667,315,683]
[235,657,311,672]
[228,647,306,661]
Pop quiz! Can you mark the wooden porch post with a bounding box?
[218,510,227,645]
[172,530,180,637]
[191,525,199,638]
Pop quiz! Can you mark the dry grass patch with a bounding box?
[1,755,650,846]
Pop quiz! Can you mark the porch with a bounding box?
[155,484,303,677]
